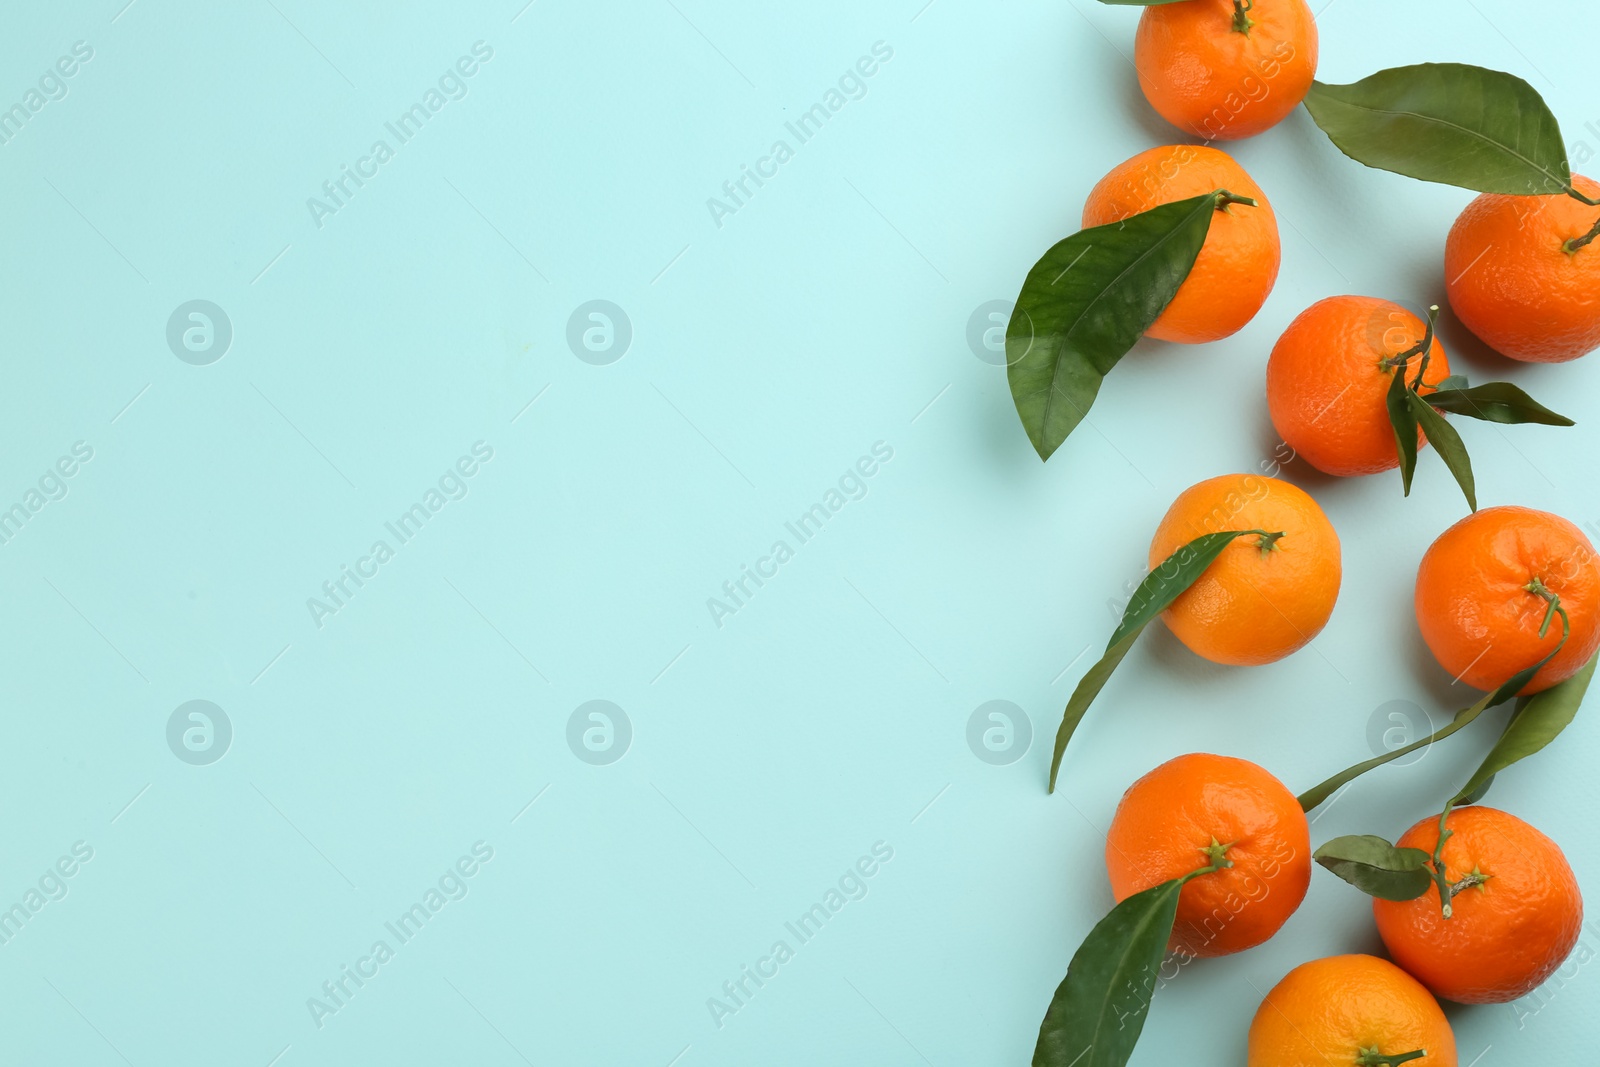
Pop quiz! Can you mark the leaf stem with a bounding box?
[1231,0,1254,34]
[1525,577,1564,639]
[1297,706,1477,811]
[1430,805,1457,918]
[1214,189,1258,212]
[1049,527,1286,792]
[1357,1049,1428,1067]
[1176,851,1232,890]
[1300,597,1573,813]
[1426,816,1492,918]
[1449,867,1491,896]
[1563,212,1600,255]
[1565,186,1600,208]
[1430,582,1570,917]
[1410,349,1433,393]
[1380,304,1441,381]
[1199,836,1234,872]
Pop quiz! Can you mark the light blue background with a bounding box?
[1,0,1597,1063]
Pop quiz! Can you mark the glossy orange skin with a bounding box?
[1148,474,1341,666]
[1375,807,1582,1005]
[1414,506,1600,694]
[1106,753,1310,957]
[1267,296,1453,476]
[1082,145,1280,344]
[1247,954,1457,1066]
[1445,174,1600,362]
[1134,0,1319,141]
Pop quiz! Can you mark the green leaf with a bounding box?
[1049,631,1141,793]
[1314,835,1434,901]
[1459,771,1496,806]
[1481,612,1572,708]
[1300,607,1577,811]
[1008,193,1226,461]
[1050,528,1270,792]
[1385,366,1418,496]
[1434,375,1469,391]
[1033,873,1193,1067]
[1407,392,1476,511]
[1452,652,1597,805]
[1304,63,1572,195]
[1426,382,1576,426]
[1297,695,1487,811]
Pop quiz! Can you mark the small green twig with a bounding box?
[1430,805,1456,918]
[1430,581,1567,917]
[1525,577,1565,639]
[1200,837,1234,871]
[1564,213,1600,255]
[1406,306,1440,365]
[1449,866,1491,897]
[1176,849,1232,889]
[1231,0,1255,34]
[1380,305,1441,386]
[1357,1049,1428,1067]
[1214,189,1257,212]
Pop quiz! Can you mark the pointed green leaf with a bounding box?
[1459,771,1496,806]
[1300,608,1576,811]
[1426,382,1575,426]
[1049,630,1142,794]
[1008,193,1225,461]
[1298,692,1490,811]
[1385,366,1418,496]
[1304,63,1572,195]
[1407,392,1476,511]
[1050,528,1270,791]
[1434,374,1469,391]
[1452,652,1597,805]
[1314,835,1434,901]
[1033,873,1191,1067]
[1481,614,1571,709]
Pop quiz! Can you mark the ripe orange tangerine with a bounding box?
[1248,954,1457,1066]
[1445,175,1600,363]
[1082,145,1279,344]
[1134,0,1319,141]
[1106,753,1310,957]
[1148,474,1341,666]
[1266,296,1452,477]
[1414,506,1600,694]
[1374,806,1583,1005]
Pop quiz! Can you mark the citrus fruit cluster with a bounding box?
[1015,5,1600,1066]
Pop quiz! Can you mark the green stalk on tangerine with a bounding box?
[1299,584,1572,813]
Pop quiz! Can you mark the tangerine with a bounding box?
[1247,954,1457,1066]
[1414,506,1600,694]
[1267,296,1452,476]
[1105,753,1310,957]
[1148,473,1341,666]
[1134,0,1319,141]
[1374,806,1582,1005]
[1445,175,1600,363]
[1082,145,1280,343]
